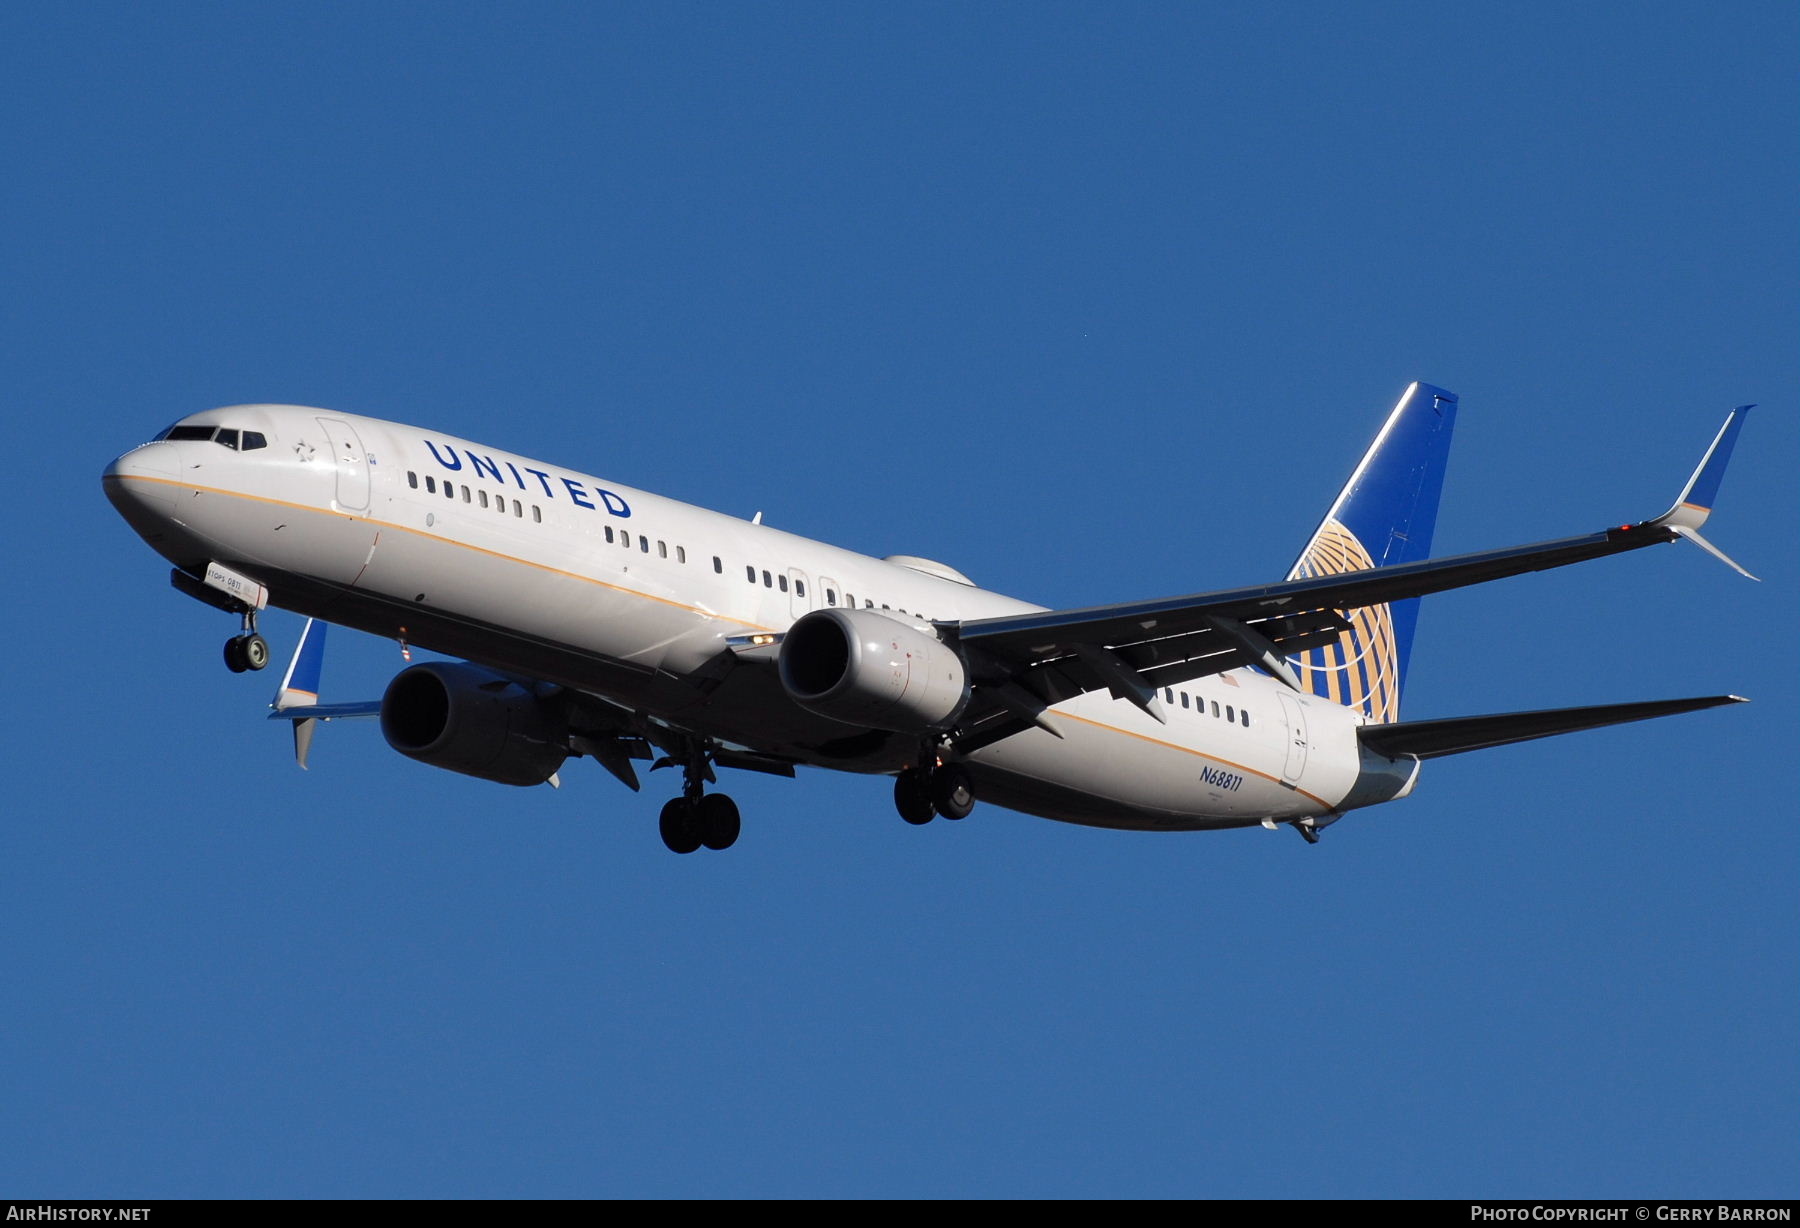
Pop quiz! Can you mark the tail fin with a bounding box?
[1284,382,1459,724]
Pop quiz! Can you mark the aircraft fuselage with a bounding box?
[104,403,1397,832]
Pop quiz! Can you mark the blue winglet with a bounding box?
[1651,405,1756,579]
[271,619,330,770]
[1671,404,1751,517]
[272,618,327,710]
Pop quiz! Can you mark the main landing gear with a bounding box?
[654,739,740,854]
[659,793,741,855]
[893,760,975,826]
[222,610,269,674]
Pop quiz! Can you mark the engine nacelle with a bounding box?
[380,662,568,786]
[778,608,970,733]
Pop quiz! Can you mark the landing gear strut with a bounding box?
[655,738,740,854]
[222,610,269,674]
[893,759,977,825]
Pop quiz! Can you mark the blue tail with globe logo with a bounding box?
[1284,382,1460,724]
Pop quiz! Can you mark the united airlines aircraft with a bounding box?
[102,384,1752,853]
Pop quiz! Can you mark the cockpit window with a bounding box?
[154,424,269,451]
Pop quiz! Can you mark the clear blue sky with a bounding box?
[4,1,1794,1198]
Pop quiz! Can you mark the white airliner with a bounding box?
[103,383,1752,853]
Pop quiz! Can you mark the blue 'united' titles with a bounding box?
[423,440,632,518]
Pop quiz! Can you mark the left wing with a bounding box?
[266,618,797,790]
[944,407,1751,750]
[1356,695,1747,759]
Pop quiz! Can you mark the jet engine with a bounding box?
[380,662,568,786]
[778,608,970,733]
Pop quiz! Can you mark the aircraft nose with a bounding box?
[102,441,180,519]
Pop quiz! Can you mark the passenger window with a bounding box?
[762,570,773,587]
[746,565,756,583]
[513,499,522,516]
[425,476,436,494]
[639,535,650,553]
[826,589,837,606]
[657,541,667,559]
[445,482,455,499]
[1240,710,1250,727]
[478,490,488,509]
[1225,705,1235,723]
[1210,701,1220,718]
[241,431,267,450]
[408,472,419,489]
[865,599,874,609]
[532,506,541,523]
[1180,692,1190,709]
[677,547,687,564]
[796,579,805,598]
[714,556,723,574]
[604,526,614,543]
[462,486,471,503]
[778,575,788,592]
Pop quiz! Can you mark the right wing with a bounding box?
[945,407,1753,750]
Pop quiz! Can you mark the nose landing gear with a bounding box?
[170,567,273,674]
[223,611,270,673]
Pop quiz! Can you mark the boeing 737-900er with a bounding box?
[102,383,1753,853]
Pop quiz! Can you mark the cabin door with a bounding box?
[1277,692,1310,783]
[316,417,370,512]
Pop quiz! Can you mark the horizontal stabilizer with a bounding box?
[1358,695,1746,760]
